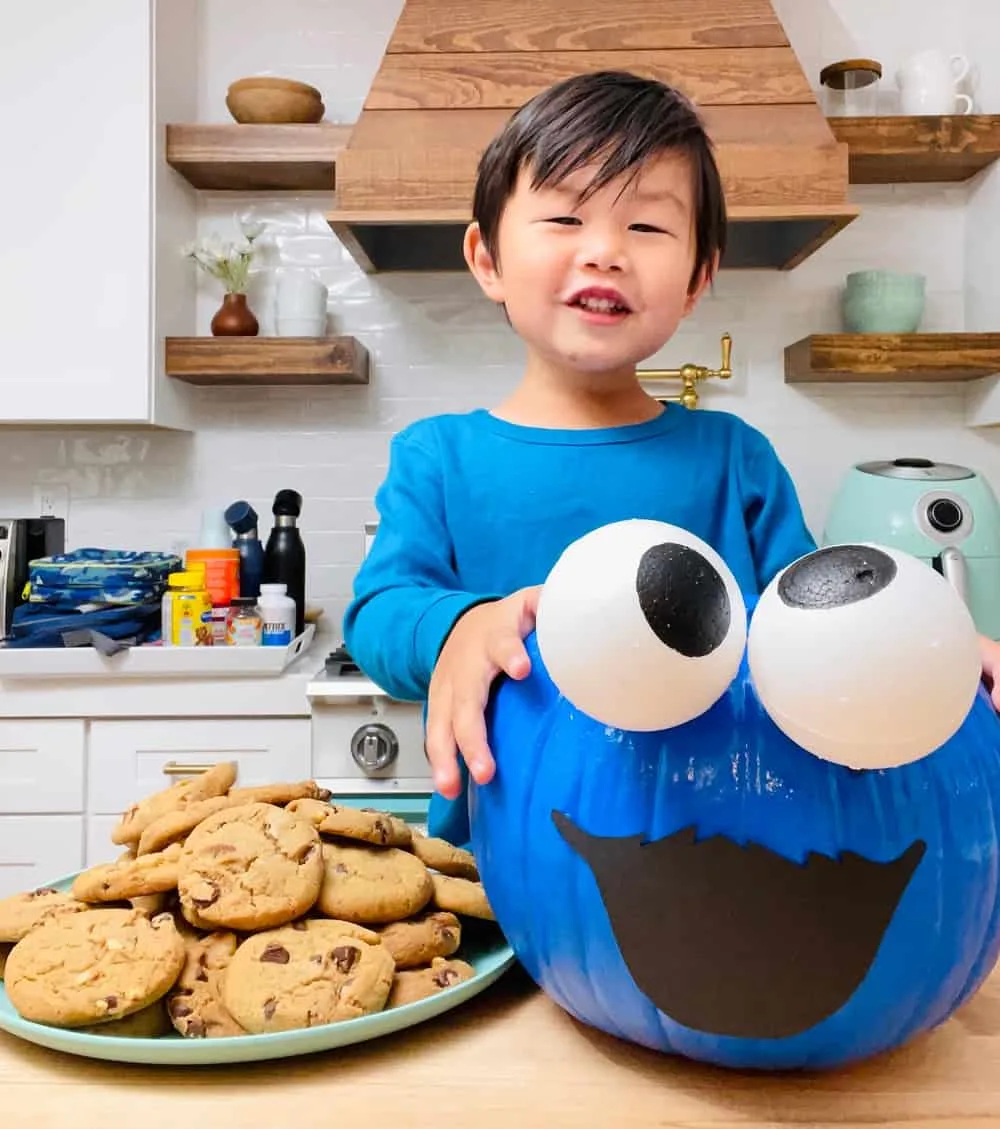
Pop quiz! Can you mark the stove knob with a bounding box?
[350,723,399,773]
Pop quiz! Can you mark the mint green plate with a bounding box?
[0,871,516,1066]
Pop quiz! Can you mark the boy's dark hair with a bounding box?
[472,70,727,292]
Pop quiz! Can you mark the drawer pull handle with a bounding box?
[162,761,216,777]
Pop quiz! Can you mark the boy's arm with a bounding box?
[343,429,499,701]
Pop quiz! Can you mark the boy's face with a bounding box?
[465,150,711,381]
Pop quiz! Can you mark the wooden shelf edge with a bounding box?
[164,336,370,386]
[165,123,352,190]
[785,333,1000,383]
[828,114,1000,184]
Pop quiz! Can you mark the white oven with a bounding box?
[307,519,433,808]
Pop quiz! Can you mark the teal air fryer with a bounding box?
[822,457,1000,640]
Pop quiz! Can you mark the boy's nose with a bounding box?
[579,229,626,273]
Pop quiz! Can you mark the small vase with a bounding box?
[211,292,259,337]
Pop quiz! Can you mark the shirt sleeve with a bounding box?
[342,427,500,701]
[740,429,817,589]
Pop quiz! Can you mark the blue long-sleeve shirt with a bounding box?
[343,405,817,840]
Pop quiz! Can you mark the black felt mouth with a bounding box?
[553,811,925,1040]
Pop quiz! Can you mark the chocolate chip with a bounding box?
[30,887,58,898]
[263,998,277,1020]
[190,882,220,908]
[316,788,332,801]
[332,945,360,973]
[168,998,193,1019]
[186,1017,207,1038]
[374,820,388,843]
[333,864,349,876]
[433,968,459,988]
[103,995,119,1011]
[260,944,290,965]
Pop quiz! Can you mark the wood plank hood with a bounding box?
[327,0,858,273]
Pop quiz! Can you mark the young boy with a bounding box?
[343,71,1000,845]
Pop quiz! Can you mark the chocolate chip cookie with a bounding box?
[177,803,323,931]
[408,833,480,881]
[71,843,183,903]
[288,798,412,848]
[0,887,89,943]
[111,761,237,846]
[317,841,433,924]
[221,918,395,1034]
[387,957,476,1008]
[377,911,461,970]
[137,782,333,858]
[4,908,185,1027]
[167,929,244,1038]
[429,873,496,921]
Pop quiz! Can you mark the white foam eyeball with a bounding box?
[747,543,982,769]
[534,519,747,731]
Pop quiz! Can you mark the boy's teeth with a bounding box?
[579,296,624,312]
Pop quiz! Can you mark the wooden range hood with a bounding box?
[328,0,858,274]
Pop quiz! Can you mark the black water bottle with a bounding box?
[262,489,306,637]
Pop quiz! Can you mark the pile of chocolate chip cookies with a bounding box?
[0,762,497,1040]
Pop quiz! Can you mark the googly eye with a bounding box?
[534,519,747,731]
[747,543,982,769]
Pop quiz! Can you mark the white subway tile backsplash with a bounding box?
[2,0,999,642]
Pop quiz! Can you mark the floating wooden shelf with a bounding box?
[165,124,352,190]
[164,337,370,386]
[785,334,1000,383]
[828,115,1000,184]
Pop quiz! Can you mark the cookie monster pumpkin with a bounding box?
[469,519,1000,1071]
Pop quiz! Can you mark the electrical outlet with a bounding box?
[33,483,69,521]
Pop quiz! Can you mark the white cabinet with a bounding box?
[0,0,196,426]
[0,720,85,813]
[0,817,84,899]
[87,719,312,816]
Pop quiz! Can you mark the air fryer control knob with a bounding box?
[927,498,964,533]
[350,723,399,773]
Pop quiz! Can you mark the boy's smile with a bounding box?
[465,150,712,387]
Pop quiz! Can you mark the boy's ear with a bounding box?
[463,222,505,303]
[682,251,720,317]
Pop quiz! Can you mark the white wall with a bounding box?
[1,0,998,636]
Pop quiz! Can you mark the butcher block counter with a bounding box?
[2,964,1000,1129]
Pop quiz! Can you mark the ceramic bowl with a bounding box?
[842,270,926,333]
[226,76,324,124]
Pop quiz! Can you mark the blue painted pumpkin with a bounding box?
[469,522,1000,1071]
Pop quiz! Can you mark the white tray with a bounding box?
[0,625,315,680]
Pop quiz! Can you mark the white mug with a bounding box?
[897,50,973,115]
[275,270,328,336]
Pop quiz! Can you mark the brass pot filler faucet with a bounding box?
[638,332,732,410]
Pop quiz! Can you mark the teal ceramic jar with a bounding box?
[842,270,926,333]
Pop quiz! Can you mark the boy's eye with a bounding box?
[546,216,582,226]
[629,223,668,234]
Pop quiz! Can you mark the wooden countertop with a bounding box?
[2,962,1000,1129]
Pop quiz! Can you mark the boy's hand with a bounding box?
[980,634,1000,711]
[426,586,543,800]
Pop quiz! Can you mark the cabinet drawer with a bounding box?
[87,719,311,815]
[0,720,85,813]
[0,815,84,898]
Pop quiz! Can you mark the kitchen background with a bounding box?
[2,0,999,636]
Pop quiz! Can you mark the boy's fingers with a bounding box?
[426,688,463,798]
[492,632,532,680]
[451,689,496,786]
